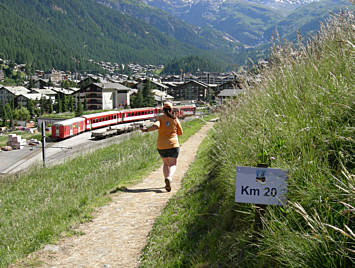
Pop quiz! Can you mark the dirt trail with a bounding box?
[24,122,214,268]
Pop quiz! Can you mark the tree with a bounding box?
[48,99,54,114]
[56,94,62,113]
[62,95,69,112]
[142,79,155,107]
[3,103,14,127]
[14,106,30,121]
[40,97,46,115]
[28,79,35,89]
[69,95,75,112]
[131,89,144,108]
[27,99,35,118]
[75,96,83,116]
[83,95,88,111]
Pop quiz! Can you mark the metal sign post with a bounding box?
[41,121,46,168]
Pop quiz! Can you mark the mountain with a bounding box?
[0,0,351,73]
[265,0,353,40]
[0,0,233,72]
[143,0,352,46]
[95,0,241,51]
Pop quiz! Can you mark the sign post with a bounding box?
[41,121,46,168]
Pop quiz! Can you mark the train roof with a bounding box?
[53,117,85,126]
[81,111,120,119]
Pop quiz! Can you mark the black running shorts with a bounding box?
[157,147,180,158]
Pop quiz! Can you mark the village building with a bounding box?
[80,82,133,110]
[152,89,174,105]
[169,80,209,101]
[0,86,30,105]
[136,78,169,93]
[30,88,57,103]
[50,87,74,96]
[46,69,63,84]
[216,89,244,104]
[16,93,42,107]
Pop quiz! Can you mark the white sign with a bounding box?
[235,166,288,206]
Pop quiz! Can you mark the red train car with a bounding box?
[82,111,122,131]
[51,117,85,139]
[121,107,156,123]
[175,105,196,118]
[51,104,196,140]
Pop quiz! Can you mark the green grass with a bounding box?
[140,11,354,267]
[0,116,211,267]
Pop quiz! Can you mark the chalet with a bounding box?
[80,82,133,110]
[136,78,169,92]
[0,86,30,105]
[78,75,101,89]
[171,80,209,101]
[50,87,74,96]
[162,75,183,82]
[17,93,42,107]
[30,78,49,89]
[216,89,244,104]
[152,89,174,105]
[30,88,57,103]
[47,69,63,84]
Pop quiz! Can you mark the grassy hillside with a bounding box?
[140,10,354,267]
[0,117,208,267]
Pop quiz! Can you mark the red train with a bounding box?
[51,105,196,139]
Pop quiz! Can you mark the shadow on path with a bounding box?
[110,186,165,194]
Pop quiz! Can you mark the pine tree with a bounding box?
[143,79,155,107]
[83,95,88,111]
[69,95,75,112]
[75,96,83,116]
[56,94,62,113]
[40,97,46,115]
[27,99,35,118]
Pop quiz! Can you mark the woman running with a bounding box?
[141,102,183,192]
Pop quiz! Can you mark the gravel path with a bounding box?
[24,122,214,268]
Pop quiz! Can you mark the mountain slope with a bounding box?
[144,0,352,46]
[0,0,215,71]
[265,0,353,41]
[96,0,242,51]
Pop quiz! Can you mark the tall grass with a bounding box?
[0,117,207,267]
[210,10,354,267]
[140,10,354,267]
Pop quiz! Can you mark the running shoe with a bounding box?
[165,178,171,192]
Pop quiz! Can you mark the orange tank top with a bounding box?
[153,114,183,149]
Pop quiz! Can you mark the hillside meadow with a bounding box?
[140,11,354,267]
[0,116,212,267]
